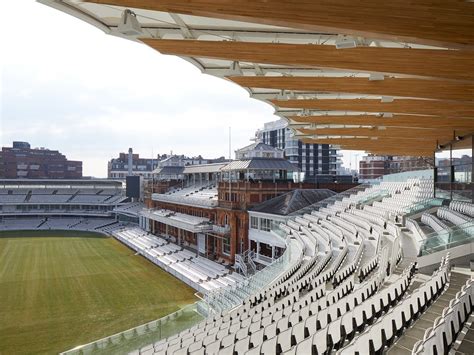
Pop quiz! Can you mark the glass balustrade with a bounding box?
[418,221,474,256]
[60,303,204,355]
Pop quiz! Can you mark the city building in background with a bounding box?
[392,156,434,173]
[256,119,345,182]
[142,142,358,266]
[0,141,82,179]
[108,149,228,180]
[359,155,395,180]
[359,154,434,181]
[108,149,158,180]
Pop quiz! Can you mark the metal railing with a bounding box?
[234,253,248,277]
[202,235,303,314]
[211,224,230,234]
[139,209,213,233]
[151,193,218,208]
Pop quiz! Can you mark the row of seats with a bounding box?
[153,261,358,354]
[159,184,218,202]
[142,202,398,354]
[0,194,29,203]
[0,216,116,232]
[0,188,126,205]
[412,277,473,355]
[449,200,474,218]
[0,217,44,230]
[421,213,450,233]
[153,247,396,355]
[340,256,450,354]
[437,206,471,226]
[406,200,473,247]
[133,176,452,355]
[112,226,236,292]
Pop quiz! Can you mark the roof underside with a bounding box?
[39,0,474,156]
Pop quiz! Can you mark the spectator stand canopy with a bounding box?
[38,0,474,156]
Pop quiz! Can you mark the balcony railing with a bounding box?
[151,193,218,208]
[211,224,230,234]
[218,181,316,191]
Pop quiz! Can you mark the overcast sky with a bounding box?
[1,1,363,177]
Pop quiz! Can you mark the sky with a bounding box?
[1,1,363,178]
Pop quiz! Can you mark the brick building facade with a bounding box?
[0,141,82,179]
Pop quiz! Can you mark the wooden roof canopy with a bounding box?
[44,0,474,156]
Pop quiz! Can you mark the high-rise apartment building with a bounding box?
[256,119,344,182]
[0,141,82,179]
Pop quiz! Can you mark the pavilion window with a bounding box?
[250,216,259,229]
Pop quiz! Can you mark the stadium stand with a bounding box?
[126,174,472,355]
[2,174,472,354]
[405,201,474,244]
[0,182,127,217]
[152,184,218,207]
[411,275,473,355]
[0,180,128,231]
[109,225,242,293]
[0,216,121,233]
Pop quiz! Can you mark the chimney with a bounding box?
[128,148,133,176]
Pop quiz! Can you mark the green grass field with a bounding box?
[0,231,197,355]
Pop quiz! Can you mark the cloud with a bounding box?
[1,1,363,177]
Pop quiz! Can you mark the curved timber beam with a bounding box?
[299,137,436,156]
[289,115,474,130]
[274,99,474,119]
[296,127,459,141]
[229,76,474,102]
[142,39,474,82]
[85,0,474,49]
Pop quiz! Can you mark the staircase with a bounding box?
[235,250,258,277]
[387,271,471,354]
[234,253,248,277]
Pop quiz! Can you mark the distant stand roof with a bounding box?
[236,142,280,153]
[152,166,184,175]
[221,158,299,171]
[183,163,228,174]
[251,189,336,216]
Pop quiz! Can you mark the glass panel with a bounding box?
[61,303,204,355]
[222,236,231,255]
[452,182,473,201]
[451,135,472,166]
[436,166,451,183]
[260,218,271,232]
[250,216,259,229]
[435,145,451,166]
[453,164,472,184]
[418,221,474,256]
